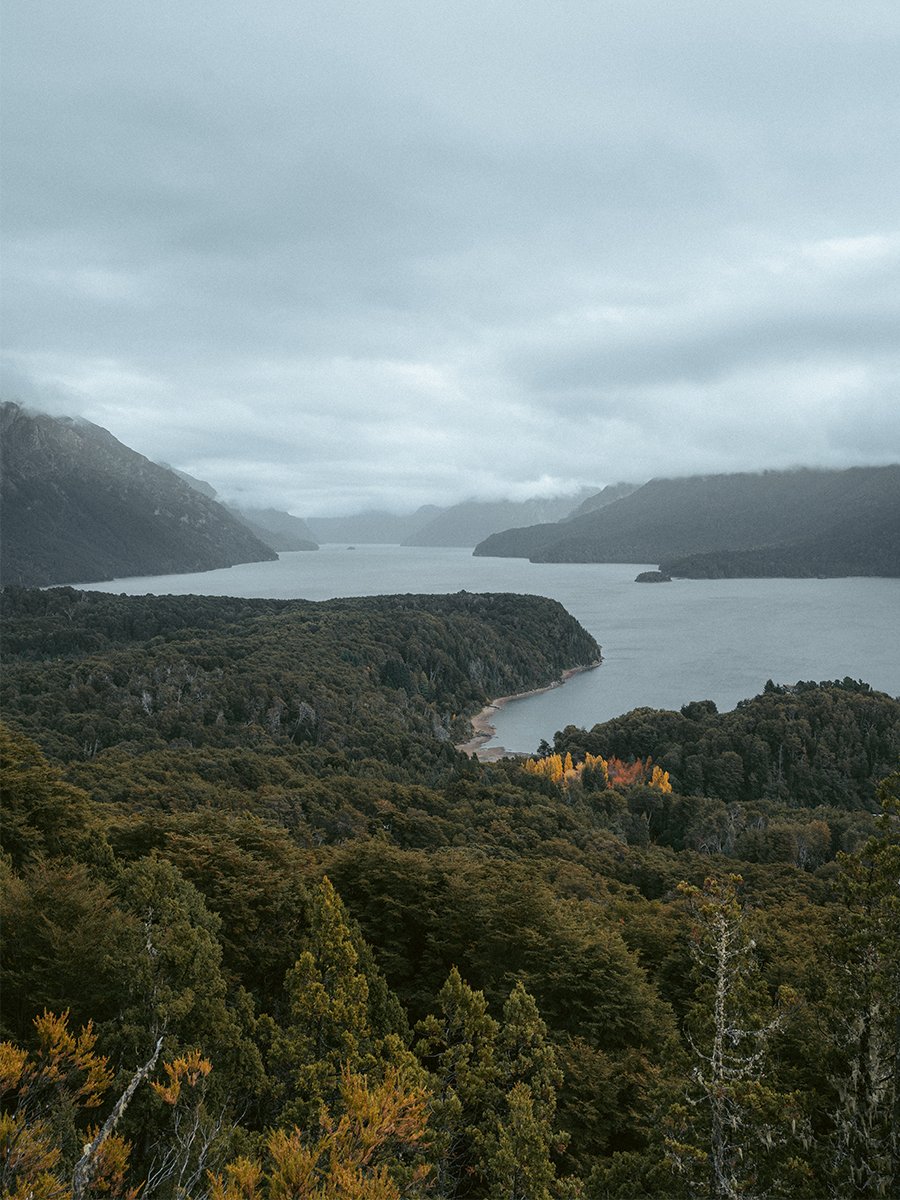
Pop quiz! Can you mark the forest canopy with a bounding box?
[1,585,898,1198]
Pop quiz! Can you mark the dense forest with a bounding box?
[1,586,898,1199]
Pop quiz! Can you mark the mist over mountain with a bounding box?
[164,465,219,500]
[306,507,443,544]
[474,466,900,577]
[0,402,277,587]
[229,507,318,552]
[164,465,318,551]
[6,399,896,586]
[469,482,644,560]
[402,490,598,547]
[304,493,599,548]
[562,482,640,520]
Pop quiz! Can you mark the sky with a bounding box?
[3,0,899,515]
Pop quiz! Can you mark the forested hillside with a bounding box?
[0,403,277,586]
[1,586,898,1198]
[474,466,900,577]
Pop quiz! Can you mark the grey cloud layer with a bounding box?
[3,1,899,512]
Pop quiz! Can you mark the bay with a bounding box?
[73,545,900,755]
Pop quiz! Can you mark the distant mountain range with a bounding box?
[474,466,900,577]
[306,491,600,548]
[167,468,319,551]
[230,507,318,552]
[401,490,599,547]
[306,507,443,545]
[0,403,278,587]
[7,401,892,585]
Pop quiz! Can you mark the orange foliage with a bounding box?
[606,758,645,787]
[523,752,671,792]
[208,1067,430,1200]
[1,1013,213,1200]
[150,1048,212,1106]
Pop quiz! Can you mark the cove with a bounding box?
[72,544,900,756]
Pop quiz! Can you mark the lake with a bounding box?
[73,545,900,755]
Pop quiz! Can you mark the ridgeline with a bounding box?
[474,465,900,577]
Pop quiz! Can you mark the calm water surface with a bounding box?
[74,546,900,754]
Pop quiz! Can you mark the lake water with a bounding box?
[73,545,900,755]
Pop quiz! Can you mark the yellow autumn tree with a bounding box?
[650,765,673,793]
[1,1011,131,1200]
[524,750,672,795]
[526,751,617,791]
[523,755,565,785]
[208,1066,430,1200]
[0,1012,212,1200]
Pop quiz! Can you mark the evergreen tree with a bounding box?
[483,982,568,1200]
[485,1083,558,1200]
[497,983,562,1127]
[271,876,420,1131]
[272,876,370,1127]
[415,967,500,1198]
[113,856,266,1126]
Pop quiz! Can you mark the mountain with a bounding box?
[0,402,278,587]
[306,506,443,544]
[165,465,219,500]
[474,466,900,577]
[230,507,318,551]
[306,493,600,548]
[402,490,599,547]
[163,467,318,551]
[561,482,640,520]
[472,482,642,559]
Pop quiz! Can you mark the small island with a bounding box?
[635,570,672,583]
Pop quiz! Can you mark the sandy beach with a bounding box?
[455,659,601,761]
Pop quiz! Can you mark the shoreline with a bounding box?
[455,659,602,762]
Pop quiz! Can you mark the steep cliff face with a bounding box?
[0,402,278,586]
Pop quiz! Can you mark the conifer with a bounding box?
[483,982,568,1200]
[415,967,500,1198]
[272,876,420,1130]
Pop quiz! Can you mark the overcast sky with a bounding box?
[3,1,899,514]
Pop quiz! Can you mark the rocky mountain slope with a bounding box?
[0,402,278,586]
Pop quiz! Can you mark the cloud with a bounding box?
[2,1,899,513]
